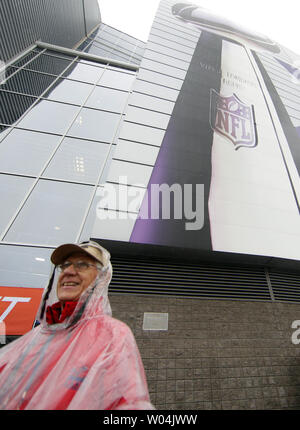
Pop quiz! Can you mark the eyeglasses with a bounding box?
[57,261,102,273]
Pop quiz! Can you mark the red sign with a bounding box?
[0,287,44,335]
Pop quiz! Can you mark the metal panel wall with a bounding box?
[83,0,101,35]
[0,0,101,63]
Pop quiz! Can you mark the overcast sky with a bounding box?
[98,0,300,56]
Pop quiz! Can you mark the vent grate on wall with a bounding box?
[109,256,272,301]
[269,270,300,303]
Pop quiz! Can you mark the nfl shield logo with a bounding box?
[209,89,257,150]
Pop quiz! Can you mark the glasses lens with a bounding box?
[57,261,92,272]
[58,262,70,272]
[75,262,89,271]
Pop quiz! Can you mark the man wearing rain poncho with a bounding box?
[0,241,154,410]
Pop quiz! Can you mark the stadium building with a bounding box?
[1,0,300,409]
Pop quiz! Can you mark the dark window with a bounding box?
[1,69,57,97]
[0,91,36,126]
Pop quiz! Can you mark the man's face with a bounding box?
[57,253,99,303]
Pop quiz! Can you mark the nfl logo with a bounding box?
[209,89,257,150]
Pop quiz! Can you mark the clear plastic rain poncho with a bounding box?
[0,249,154,410]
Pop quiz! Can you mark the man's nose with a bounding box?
[63,263,77,274]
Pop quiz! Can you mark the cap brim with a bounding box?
[51,244,92,265]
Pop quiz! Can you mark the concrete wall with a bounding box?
[109,294,300,410]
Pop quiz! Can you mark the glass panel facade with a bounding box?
[140,57,187,79]
[137,68,183,91]
[119,121,165,146]
[133,79,179,101]
[0,129,60,176]
[78,194,100,243]
[43,138,110,184]
[0,244,52,288]
[91,209,137,241]
[17,100,80,135]
[125,105,170,129]
[143,49,189,70]
[0,175,34,236]
[85,86,129,113]
[97,184,146,212]
[67,108,120,142]
[0,92,36,126]
[106,160,153,187]
[5,180,94,246]
[1,69,57,97]
[0,44,137,252]
[114,140,159,165]
[149,34,195,55]
[12,49,43,68]
[0,2,153,309]
[63,61,105,83]
[23,53,73,76]
[77,23,146,66]
[43,78,93,105]
[100,69,136,91]
[146,41,192,63]
[151,26,198,48]
[0,12,155,313]
[128,92,175,115]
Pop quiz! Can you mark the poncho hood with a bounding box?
[36,243,113,332]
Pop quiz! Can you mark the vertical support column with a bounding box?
[82,0,87,37]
